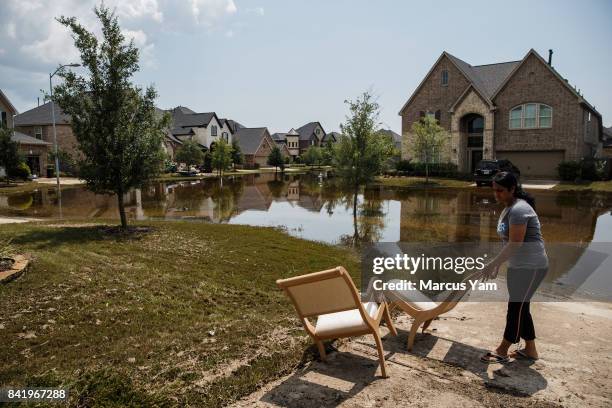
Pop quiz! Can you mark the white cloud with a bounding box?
[0,49,5,56]
[6,23,17,39]
[189,0,237,24]
[225,30,234,38]
[247,7,264,16]
[20,21,80,65]
[115,0,163,22]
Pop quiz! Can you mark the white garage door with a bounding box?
[496,151,565,178]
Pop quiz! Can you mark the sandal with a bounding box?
[480,351,510,364]
[512,349,539,361]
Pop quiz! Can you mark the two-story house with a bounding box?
[271,122,333,160]
[167,106,235,152]
[2,90,51,177]
[399,49,603,177]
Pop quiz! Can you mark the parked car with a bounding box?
[473,159,520,186]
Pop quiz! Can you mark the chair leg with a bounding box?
[373,331,388,378]
[316,340,326,361]
[422,318,433,333]
[407,319,421,351]
[383,304,398,336]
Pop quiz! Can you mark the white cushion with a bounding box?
[315,302,379,337]
[386,279,439,311]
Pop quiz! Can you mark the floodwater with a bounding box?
[2,173,612,300]
[2,173,611,245]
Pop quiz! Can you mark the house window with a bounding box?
[315,128,320,135]
[222,131,228,141]
[35,126,43,139]
[539,105,552,128]
[211,125,217,136]
[1,111,6,127]
[588,112,591,122]
[524,103,537,128]
[509,103,553,129]
[441,70,449,86]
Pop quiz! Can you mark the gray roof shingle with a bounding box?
[14,102,71,126]
[12,131,51,146]
[234,127,268,155]
[296,122,325,141]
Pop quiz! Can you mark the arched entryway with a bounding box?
[460,113,484,173]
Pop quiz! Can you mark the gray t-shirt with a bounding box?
[497,198,548,268]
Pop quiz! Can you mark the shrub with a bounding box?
[557,161,581,181]
[10,162,31,180]
[396,159,413,172]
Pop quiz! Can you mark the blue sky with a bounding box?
[1,0,611,133]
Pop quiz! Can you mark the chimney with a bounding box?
[548,49,553,66]
[37,97,40,107]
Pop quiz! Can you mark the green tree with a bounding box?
[267,146,285,173]
[231,138,243,166]
[53,5,169,229]
[411,116,447,184]
[176,139,205,173]
[322,140,335,165]
[0,127,22,184]
[302,146,322,169]
[211,139,233,176]
[335,91,394,244]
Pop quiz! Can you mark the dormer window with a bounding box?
[441,70,449,86]
[211,125,217,136]
[315,128,320,135]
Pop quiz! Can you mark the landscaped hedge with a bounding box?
[558,159,611,181]
[393,160,465,178]
[9,162,31,180]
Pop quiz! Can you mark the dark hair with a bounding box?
[493,171,536,210]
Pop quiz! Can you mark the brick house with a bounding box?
[14,101,79,162]
[399,49,603,177]
[1,89,52,176]
[234,127,289,167]
[271,122,334,160]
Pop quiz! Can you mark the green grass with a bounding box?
[373,176,475,189]
[551,180,612,193]
[0,221,359,407]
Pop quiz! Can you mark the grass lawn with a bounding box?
[373,176,474,189]
[0,221,359,407]
[551,180,612,193]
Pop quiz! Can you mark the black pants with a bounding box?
[504,267,548,343]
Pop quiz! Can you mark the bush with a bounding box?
[293,156,301,164]
[284,156,291,164]
[10,162,31,180]
[557,161,580,181]
[558,159,611,181]
[396,159,413,172]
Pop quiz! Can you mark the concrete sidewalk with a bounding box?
[232,301,612,407]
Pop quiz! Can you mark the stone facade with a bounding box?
[400,50,603,177]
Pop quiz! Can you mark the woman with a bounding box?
[480,171,548,364]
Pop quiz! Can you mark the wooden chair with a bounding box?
[276,266,397,378]
[384,279,469,351]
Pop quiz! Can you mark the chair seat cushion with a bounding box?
[315,302,379,337]
[385,279,439,311]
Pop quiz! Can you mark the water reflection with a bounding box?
[2,173,612,247]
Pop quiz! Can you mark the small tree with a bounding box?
[211,139,233,176]
[176,139,204,173]
[53,5,169,229]
[0,127,21,184]
[267,146,284,173]
[231,138,243,166]
[411,116,447,184]
[335,91,394,243]
[322,140,335,165]
[303,146,322,169]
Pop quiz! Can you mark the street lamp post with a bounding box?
[49,63,80,198]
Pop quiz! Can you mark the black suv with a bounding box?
[473,159,520,186]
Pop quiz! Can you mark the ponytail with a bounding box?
[493,171,536,210]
